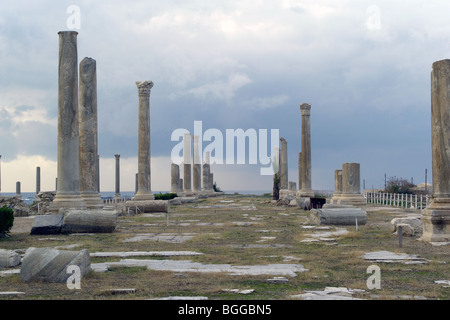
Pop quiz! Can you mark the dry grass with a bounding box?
[0,195,449,300]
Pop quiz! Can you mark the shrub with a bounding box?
[385,176,416,194]
[213,182,222,192]
[154,193,178,200]
[273,173,280,200]
[0,206,14,237]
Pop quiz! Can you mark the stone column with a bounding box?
[202,151,211,192]
[329,169,343,204]
[280,138,288,190]
[36,167,41,194]
[298,152,302,192]
[16,181,21,198]
[50,31,86,212]
[114,154,121,200]
[171,163,183,193]
[338,163,366,206]
[297,103,314,197]
[422,59,450,242]
[79,57,103,208]
[135,173,138,195]
[192,135,202,193]
[133,81,155,201]
[183,133,192,193]
[0,155,2,195]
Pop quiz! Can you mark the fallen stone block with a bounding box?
[30,214,64,235]
[61,210,118,234]
[396,223,415,237]
[391,217,422,236]
[0,249,21,268]
[125,200,169,213]
[20,247,91,283]
[309,207,367,226]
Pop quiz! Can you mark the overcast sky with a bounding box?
[0,0,448,193]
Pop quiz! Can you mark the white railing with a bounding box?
[364,192,429,209]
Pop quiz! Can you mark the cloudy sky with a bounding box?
[0,0,448,193]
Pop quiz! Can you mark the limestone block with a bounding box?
[61,210,118,234]
[20,247,91,283]
[396,223,415,237]
[0,250,21,268]
[391,217,422,236]
[30,214,64,235]
[125,200,169,213]
[310,208,367,226]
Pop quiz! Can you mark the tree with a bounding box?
[385,176,416,194]
[273,173,280,200]
[0,206,14,238]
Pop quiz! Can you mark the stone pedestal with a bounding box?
[329,169,343,204]
[422,59,450,242]
[133,81,155,201]
[79,57,103,209]
[336,163,366,206]
[297,103,314,198]
[50,31,86,212]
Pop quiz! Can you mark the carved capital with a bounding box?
[136,81,154,96]
[300,103,311,115]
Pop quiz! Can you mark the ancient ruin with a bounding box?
[297,103,314,198]
[421,59,450,242]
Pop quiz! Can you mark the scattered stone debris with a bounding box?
[362,251,429,264]
[291,287,365,300]
[90,251,204,258]
[0,269,20,277]
[267,277,289,284]
[100,288,136,295]
[221,289,255,295]
[123,233,197,243]
[434,280,450,288]
[0,249,21,268]
[0,292,25,296]
[91,259,308,277]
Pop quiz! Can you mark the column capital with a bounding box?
[300,103,311,115]
[114,154,120,158]
[136,81,154,96]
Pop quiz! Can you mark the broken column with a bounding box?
[114,154,121,201]
[36,167,41,195]
[329,169,343,204]
[16,181,21,198]
[280,138,288,190]
[422,59,450,242]
[192,135,202,193]
[297,103,314,198]
[183,133,192,193]
[337,163,366,206]
[171,163,183,193]
[79,57,103,209]
[202,152,214,193]
[133,81,155,201]
[50,31,86,212]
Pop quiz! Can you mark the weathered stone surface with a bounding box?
[20,247,91,283]
[171,163,183,193]
[0,196,30,217]
[297,103,314,197]
[337,163,366,206]
[30,214,64,235]
[0,249,21,268]
[133,81,155,201]
[50,31,86,213]
[279,138,288,190]
[125,200,169,213]
[362,251,428,264]
[396,223,415,237]
[391,217,422,236]
[309,208,367,225]
[61,209,117,234]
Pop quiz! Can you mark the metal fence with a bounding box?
[364,192,429,209]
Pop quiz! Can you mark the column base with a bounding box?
[49,193,87,213]
[296,189,315,198]
[336,193,366,206]
[420,198,450,243]
[132,192,155,201]
[81,192,104,209]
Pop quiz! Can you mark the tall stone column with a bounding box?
[133,81,155,201]
[79,57,103,208]
[202,152,212,192]
[298,152,302,192]
[280,138,288,190]
[422,59,450,242]
[36,167,41,194]
[16,181,21,198]
[338,163,366,206]
[0,155,2,195]
[183,133,192,193]
[297,103,314,197]
[192,135,202,193]
[50,31,86,212]
[114,154,121,200]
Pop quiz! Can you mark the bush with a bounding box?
[385,176,416,194]
[0,206,14,237]
[154,193,178,200]
[213,182,222,193]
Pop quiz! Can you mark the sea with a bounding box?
[1,190,271,205]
